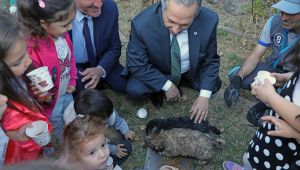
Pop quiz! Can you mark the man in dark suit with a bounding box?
[123,0,221,123]
[72,0,127,95]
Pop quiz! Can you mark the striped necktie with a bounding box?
[83,17,96,67]
[171,35,181,85]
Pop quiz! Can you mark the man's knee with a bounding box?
[126,77,150,100]
[126,85,147,100]
[107,78,127,93]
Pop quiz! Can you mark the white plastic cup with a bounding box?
[26,66,54,92]
[252,71,276,86]
[137,108,147,119]
[25,120,51,146]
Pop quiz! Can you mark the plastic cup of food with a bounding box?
[26,66,54,92]
[252,71,276,86]
[25,120,51,146]
[160,165,179,170]
[137,108,147,119]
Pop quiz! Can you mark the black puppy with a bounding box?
[145,116,221,135]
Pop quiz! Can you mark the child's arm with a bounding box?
[262,116,300,144]
[0,94,8,119]
[5,123,31,141]
[65,33,77,88]
[108,143,117,155]
[252,80,300,131]
[26,43,52,102]
[112,109,135,141]
[112,109,129,135]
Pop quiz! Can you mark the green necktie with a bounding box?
[171,35,181,86]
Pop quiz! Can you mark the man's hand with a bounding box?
[224,76,242,106]
[115,144,128,158]
[79,67,103,89]
[125,130,136,141]
[165,83,180,102]
[189,96,209,124]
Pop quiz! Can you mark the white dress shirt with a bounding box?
[162,30,212,98]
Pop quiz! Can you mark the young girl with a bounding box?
[59,115,121,170]
[223,41,300,169]
[17,0,77,142]
[0,11,52,164]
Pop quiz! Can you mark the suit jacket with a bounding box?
[124,3,220,92]
[70,0,122,75]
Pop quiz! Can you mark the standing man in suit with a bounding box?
[123,0,221,123]
[72,0,127,95]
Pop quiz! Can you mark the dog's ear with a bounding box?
[151,127,160,135]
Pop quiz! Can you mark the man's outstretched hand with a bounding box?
[224,76,242,106]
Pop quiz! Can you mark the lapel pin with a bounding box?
[194,32,197,35]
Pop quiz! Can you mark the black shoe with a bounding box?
[247,102,267,126]
[149,92,163,108]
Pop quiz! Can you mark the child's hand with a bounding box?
[30,83,52,103]
[5,123,32,142]
[125,130,136,141]
[251,79,276,106]
[0,94,8,120]
[67,86,76,93]
[262,116,300,140]
[115,144,128,158]
[270,72,293,87]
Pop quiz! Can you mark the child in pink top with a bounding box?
[17,0,77,142]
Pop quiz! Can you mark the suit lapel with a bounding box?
[156,8,171,67]
[188,20,201,74]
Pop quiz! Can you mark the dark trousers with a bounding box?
[107,127,133,166]
[110,137,132,166]
[74,63,127,96]
[126,72,221,100]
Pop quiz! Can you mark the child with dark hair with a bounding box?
[17,0,77,142]
[0,11,52,164]
[223,40,300,169]
[74,89,135,166]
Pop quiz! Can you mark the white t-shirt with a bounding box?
[54,37,71,96]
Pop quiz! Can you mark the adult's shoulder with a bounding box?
[93,0,118,22]
[97,0,118,18]
[196,7,219,24]
[102,0,118,12]
[131,3,161,29]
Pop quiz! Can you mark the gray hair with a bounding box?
[161,0,202,11]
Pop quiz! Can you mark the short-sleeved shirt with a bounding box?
[258,16,299,48]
